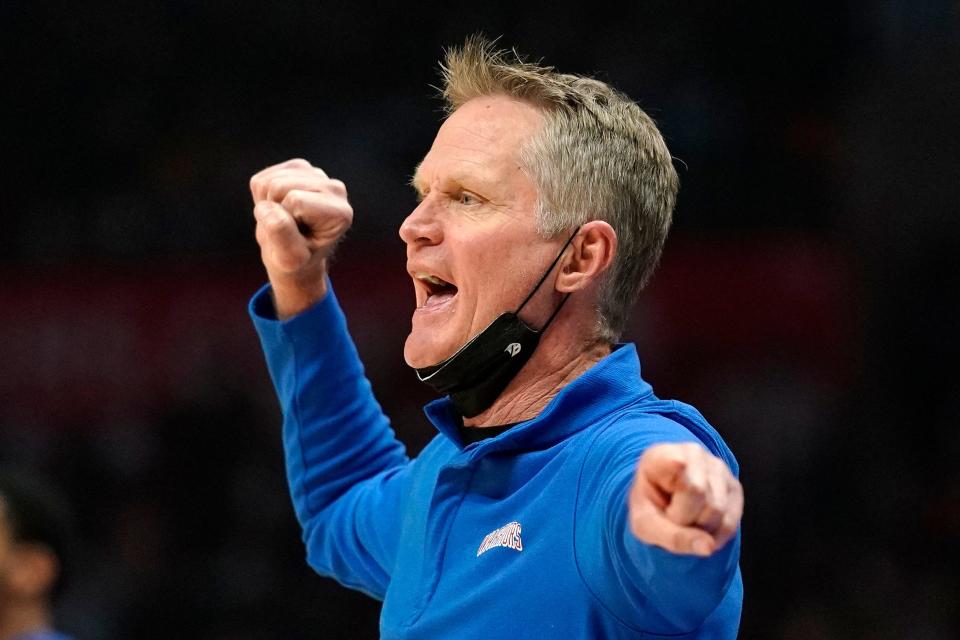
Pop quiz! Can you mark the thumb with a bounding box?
[254,201,311,274]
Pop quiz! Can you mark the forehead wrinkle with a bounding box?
[414,145,509,192]
[435,129,522,173]
[441,119,503,144]
[412,97,542,196]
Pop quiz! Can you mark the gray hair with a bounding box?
[440,35,679,342]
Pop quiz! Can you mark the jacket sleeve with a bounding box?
[574,415,741,635]
[249,282,410,600]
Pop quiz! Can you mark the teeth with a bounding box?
[414,272,449,286]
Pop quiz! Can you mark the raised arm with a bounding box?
[249,159,410,598]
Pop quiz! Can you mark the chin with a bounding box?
[403,330,449,368]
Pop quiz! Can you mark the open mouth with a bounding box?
[415,272,459,309]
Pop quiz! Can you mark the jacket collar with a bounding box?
[423,343,654,453]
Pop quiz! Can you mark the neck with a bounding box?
[463,323,611,427]
[0,600,52,640]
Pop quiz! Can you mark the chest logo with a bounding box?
[505,342,522,357]
[477,521,523,557]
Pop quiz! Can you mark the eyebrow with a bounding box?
[409,161,425,193]
[409,161,502,199]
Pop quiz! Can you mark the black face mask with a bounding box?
[414,228,581,418]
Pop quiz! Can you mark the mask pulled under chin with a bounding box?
[414,312,543,418]
[413,227,580,418]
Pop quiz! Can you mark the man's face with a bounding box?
[401,95,565,368]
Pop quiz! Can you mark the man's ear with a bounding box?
[8,543,58,599]
[556,221,617,292]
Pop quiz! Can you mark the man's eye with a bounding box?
[459,192,479,205]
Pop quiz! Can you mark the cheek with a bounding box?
[465,271,524,320]
[452,228,546,311]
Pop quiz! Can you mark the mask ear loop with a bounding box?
[514,226,582,326]
[539,287,573,331]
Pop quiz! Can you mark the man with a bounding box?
[249,37,743,638]
[0,471,74,640]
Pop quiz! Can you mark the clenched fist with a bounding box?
[249,158,353,318]
[628,443,743,557]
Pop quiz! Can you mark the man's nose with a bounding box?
[399,199,442,247]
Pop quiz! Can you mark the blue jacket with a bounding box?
[250,283,742,639]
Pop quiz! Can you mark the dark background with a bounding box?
[1,1,958,638]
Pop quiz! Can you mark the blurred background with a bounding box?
[1,1,958,638]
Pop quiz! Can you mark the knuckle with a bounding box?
[266,183,281,201]
[685,478,707,496]
[701,497,722,515]
[328,201,351,223]
[723,508,739,526]
[702,507,724,530]
[704,499,724,518]
[728,485,744,511]
[283,190,303,210]
[264,214,290,235]
[730,477,744,497]
[713,459,734,480]
[705,487,725,509]
[721,512,740,535]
